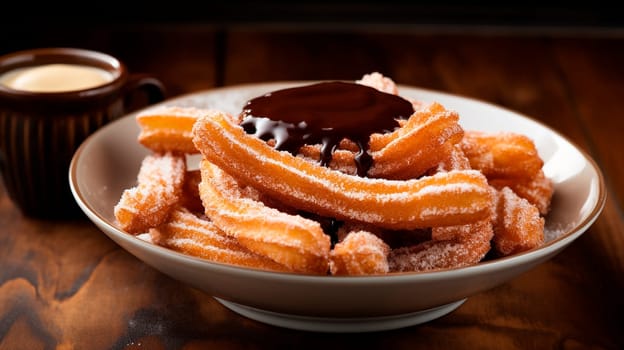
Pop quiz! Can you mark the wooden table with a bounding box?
[1,22,623,349]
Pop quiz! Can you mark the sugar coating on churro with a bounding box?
[461,130,543,179]
[490,170,553,215]
[114,152,185,234]
[389,220,493,272]
[493,187,544,256]
[151,208,290,271]
[356,72,399,95]
[330,231,390,275]
[198,159,330,274]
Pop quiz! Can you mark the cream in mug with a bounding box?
[0,63,114,92]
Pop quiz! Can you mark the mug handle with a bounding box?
[123,73,166,111]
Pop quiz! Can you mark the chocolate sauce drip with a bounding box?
[240,81,414,176]
[299,211,344,247]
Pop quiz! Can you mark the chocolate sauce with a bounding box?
[240,81,414,176]
[299,211,344,247]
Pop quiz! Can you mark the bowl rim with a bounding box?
[69,81,608,283]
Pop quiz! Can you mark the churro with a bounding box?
[368,102,464,179]
[461,130,543,180]
[330,231,390,275]
[389,219,494,272]
[150,207,290,271]
[136,106,209,154]
[198,159,331,274]
[490,169,553,215]
[114,152,185,234]
[192,111,493,230]
[492,187,545,256]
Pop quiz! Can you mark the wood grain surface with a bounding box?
[1,23,622,349]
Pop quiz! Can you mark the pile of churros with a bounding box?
[113,72,553,276]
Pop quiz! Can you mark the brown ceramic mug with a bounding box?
[0,47,165,219]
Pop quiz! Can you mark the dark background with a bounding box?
[2,1,623,96]
[3,2,623,30]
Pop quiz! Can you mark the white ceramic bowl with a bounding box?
[69,82,606,333]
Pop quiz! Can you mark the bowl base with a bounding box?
[215,297,466,333]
